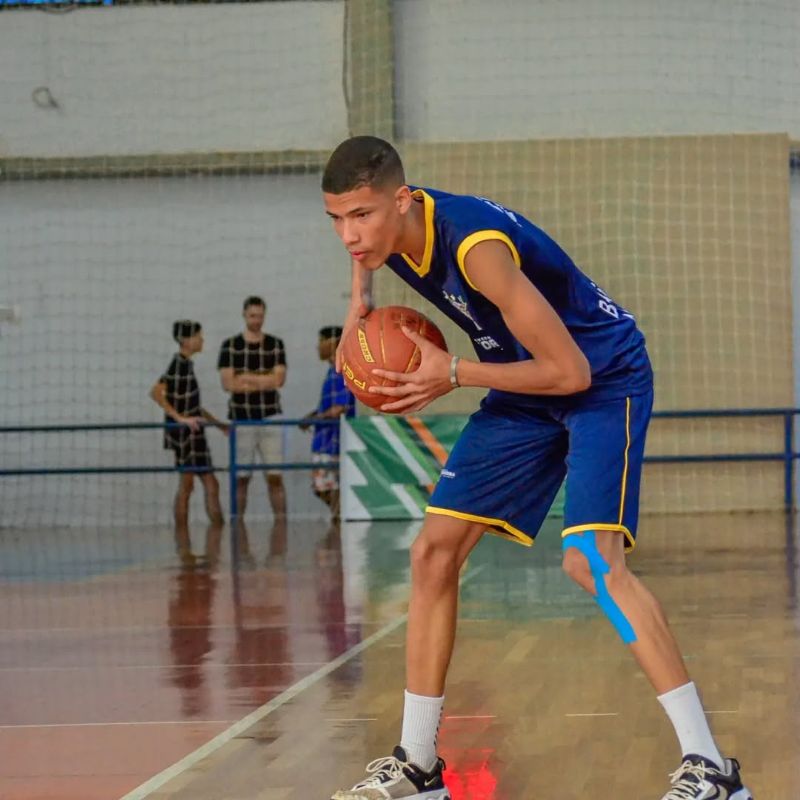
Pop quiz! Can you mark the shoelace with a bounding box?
[664,759,721,799]
[352,756,407,789]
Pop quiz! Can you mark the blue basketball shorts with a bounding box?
[427,390,654,551]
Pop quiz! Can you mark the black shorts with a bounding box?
[165,430,213,472]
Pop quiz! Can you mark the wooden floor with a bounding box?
[1,511,798,799]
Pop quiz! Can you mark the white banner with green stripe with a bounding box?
[341,415,565,521]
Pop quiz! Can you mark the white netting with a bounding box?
[1,0,798,525]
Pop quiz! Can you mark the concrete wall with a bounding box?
[394,0,800,141]
[0,2,348,157]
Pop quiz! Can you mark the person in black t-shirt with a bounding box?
[150,321,226,536]
[218,296,287,519]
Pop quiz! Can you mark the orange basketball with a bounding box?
[339,306,448,411]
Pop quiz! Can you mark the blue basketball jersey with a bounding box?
[384,187,653,407]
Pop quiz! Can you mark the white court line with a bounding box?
[563,710,737,719]
[1,720,239,730]
[564,712,619,717]
[119,564,485,800]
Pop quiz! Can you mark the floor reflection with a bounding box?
[1,511,799,799]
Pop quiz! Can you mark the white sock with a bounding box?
[657,681,724,768]
[400,690,444,772]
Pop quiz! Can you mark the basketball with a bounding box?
[339,306,447,411]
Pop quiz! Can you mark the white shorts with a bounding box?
[312,453,339,493]
[235,422,285,477]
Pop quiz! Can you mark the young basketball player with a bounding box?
[150,320,225,532]
[300,326,356,519]
[321,137,753,800]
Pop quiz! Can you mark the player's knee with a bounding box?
[267,474,284,488]
[177,482,194,500]
[410,535,459,584]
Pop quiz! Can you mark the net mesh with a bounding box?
[1,0,798,525]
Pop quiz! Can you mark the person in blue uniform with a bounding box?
[321,137,752,800]
[301,325,356,519]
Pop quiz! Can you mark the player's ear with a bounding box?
[394,184,413,215]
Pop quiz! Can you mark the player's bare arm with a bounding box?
[458,239,590,393]
[373,240,591,411]
[200,408,229,433]
[219,365,286,393]
[336,260,374,372]
[246,364,286,391]
[149,380,202,431]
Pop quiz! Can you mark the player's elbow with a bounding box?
[564,372,591,394]
[559,356,591,394]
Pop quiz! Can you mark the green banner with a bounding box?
[341,414,565,521]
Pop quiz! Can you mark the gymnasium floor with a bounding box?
[1,511,798,800]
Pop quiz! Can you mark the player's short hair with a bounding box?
[173,320,202,342]
[321,136,405,194]
[319,325,343,341]
[243,295,266,311]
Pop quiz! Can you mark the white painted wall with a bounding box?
[394,0,800,141]
[0,173,351,525]
[4,1,799,158]
[0,2,347,157]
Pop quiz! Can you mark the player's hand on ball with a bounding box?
[371,326,453,412]
[336,298,373,373]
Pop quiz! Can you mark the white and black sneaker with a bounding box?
[661,754,753,799]
[331,745,450,800]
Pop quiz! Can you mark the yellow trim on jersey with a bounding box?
[618,397,631,525]
[561,524,636,553]
[400,189,435,277]
[456,230,522,290]
[426,506,534,547]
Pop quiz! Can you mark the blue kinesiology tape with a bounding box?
[562,530,637,644]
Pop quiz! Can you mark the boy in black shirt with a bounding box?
[150,321,225,534]
[218,296,287,519]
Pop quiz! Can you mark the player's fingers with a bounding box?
[369,381,418,397]
[381,393,427,412]
[400,326,428,346]
[371,368,414,382]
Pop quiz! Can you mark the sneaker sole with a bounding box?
[331,790,450,800]
[731,789,753,800]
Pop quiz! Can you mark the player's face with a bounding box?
[323,183,410,270]
[180,331,204,355]
[318,335,336,361]
[190,332,204,354]
[243,305,265,333]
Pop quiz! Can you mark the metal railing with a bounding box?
[1,410,799,517]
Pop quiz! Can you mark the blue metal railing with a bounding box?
[1,410,799,515]
[649,408,797,509]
